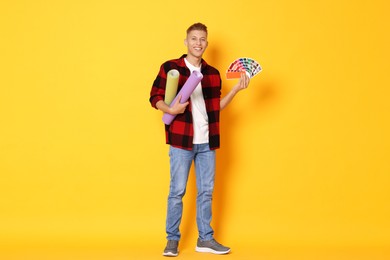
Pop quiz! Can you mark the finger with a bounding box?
[240,73,245,87]
[175,94,182,104]
[242,75,248,88]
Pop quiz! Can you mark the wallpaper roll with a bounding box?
[164,69,179,105]
[162,70,203,125]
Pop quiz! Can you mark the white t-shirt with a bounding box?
[184,58,209,144]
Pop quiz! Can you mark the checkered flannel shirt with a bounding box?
[150,55,222,150]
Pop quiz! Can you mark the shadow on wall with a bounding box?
[213,78,281,237]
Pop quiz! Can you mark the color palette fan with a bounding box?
[226,57,262,79]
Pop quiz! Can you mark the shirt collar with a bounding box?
[179,54,208,69]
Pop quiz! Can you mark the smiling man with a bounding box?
[150,22,249,257]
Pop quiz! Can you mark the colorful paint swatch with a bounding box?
[226,57,262,79]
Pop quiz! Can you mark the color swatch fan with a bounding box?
[226,57,262,79]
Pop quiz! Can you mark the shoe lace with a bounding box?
[210,239,222,247]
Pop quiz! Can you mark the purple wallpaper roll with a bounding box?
[162,70,203,125]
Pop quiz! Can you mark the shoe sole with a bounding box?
[163,251,178,257]
[195,246,231,255]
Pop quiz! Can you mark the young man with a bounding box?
[149,23,249,257]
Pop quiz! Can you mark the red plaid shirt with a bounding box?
[150,55,221,150]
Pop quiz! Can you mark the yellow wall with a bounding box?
[1,0,389,254]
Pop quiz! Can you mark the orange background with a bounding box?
[1,0,389,259]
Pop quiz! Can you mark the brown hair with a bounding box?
[186,23,208,35]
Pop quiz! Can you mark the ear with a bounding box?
[184,38,188,47]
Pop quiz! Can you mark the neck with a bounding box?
[185,54,202,68]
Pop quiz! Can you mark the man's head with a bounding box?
[184,23,208,60]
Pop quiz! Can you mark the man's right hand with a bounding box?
[156,95,189,115]
[168,95,189,115]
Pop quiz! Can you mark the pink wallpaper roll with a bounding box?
[162,70,203,125]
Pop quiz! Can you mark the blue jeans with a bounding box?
[166,144,216,241]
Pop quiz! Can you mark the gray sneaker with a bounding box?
[163,240,179,257]
[195,238,231,254]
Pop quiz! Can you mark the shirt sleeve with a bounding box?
[149,63,168,109]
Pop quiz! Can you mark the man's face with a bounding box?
[184,30,208,59]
